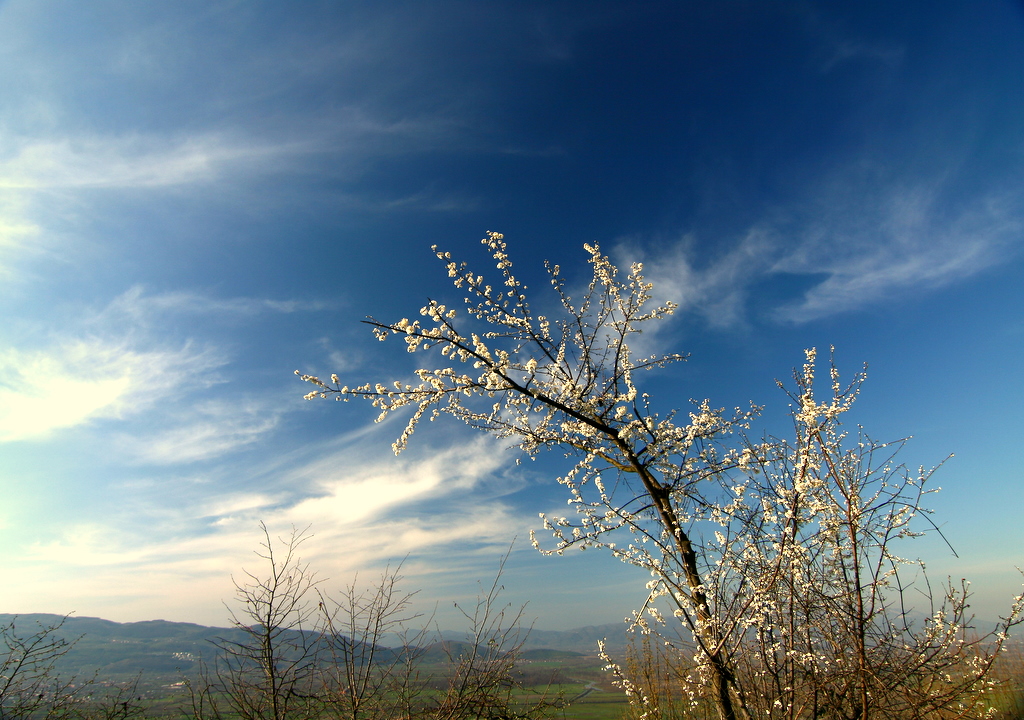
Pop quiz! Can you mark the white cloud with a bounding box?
[771,187,1020,322]
[0,194,43,279]
[369,186,484,214]
[0,280,338,446]
[0,279,339,449]
[3,435,523,624]
[103,285,333,326]
[630,176,1023,328]
[636,228,777,331]
[0,205,39,250]
[0,339,223,442]
[0,133,305,190]
[117,399,280,465]
[281,438,509,526]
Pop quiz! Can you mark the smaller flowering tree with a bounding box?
[611,349,1024,720]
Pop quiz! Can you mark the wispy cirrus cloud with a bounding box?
[0,133,308,190]
[115,399,281,465]
[0,338,223,443]
[0,283,332,444]
[279,437,511,526]
[0,194,43,279]
[0,202,38,250]
[103,285,333,323]
[636,170,1023,328]
[770,185,1021,322]
[636,227,777,330]
[77,284,334,338]
[8,435,523,624]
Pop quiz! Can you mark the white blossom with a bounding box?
[296,233,1024,720]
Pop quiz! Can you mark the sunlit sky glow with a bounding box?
[1,0,1023,631]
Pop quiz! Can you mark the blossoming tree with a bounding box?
[297,232,1022,720]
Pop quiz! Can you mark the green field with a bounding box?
[511,652,629,720]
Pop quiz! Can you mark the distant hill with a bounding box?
[520,648,585,660]
[0,613,628,682]
[0,613,253,680]
[521,623,628,653]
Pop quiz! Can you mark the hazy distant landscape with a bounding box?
[0,613,632,679]
[0,613,632,719]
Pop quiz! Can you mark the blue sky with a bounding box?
[1,0,1023,631]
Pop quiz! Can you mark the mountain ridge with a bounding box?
[0,613,629,680]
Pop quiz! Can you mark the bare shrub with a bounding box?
[0,615,83,720]
[188,528,558,720]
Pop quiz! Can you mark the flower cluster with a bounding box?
[297,232,690,460]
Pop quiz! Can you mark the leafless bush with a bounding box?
[0,615,83,720]
[188,528,559,720]
[316,565,428,720]
[82,675,148,720]
[188,523,321,720]
[427,553,562,720]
